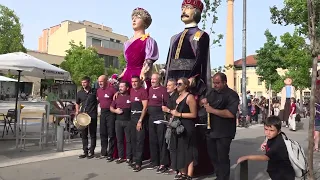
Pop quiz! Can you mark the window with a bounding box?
[258,77,263,85]
[110,38,115,42]
[256,91,263,97]
[103,55,119,69]
[240,77,249,85]
[304,92,311,97]
[92,38,101,47]
[116,40,121,43]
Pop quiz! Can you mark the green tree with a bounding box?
[118,53,126,71]
[0,5,26,54]
[202,0,223,47]
[270,1,320,178]
[255,30,283,93]
[280,31,312,92]
[60,41,104,86]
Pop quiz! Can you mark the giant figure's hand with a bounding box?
[140,73,146,81]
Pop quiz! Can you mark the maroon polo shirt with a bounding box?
[148,86,168,107]
[111,94,131,109]
[130,87,148,111]
[97,86,117,109]
[111,93,131,121]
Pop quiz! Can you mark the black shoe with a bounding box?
[174,174,181,180]
[87,152,94,159]
[130,162,136,168]
[126,159,133,166]
[156,166,168,174]
[106,156,114,162]
[78,154,87,159]
[115,158,126,164]
[133,165,142,172]
[145,164,158,170]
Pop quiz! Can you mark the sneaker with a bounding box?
[78,154,87,159]
[115,158,126,164]
[133,165,142,172]
[156,166,168,174]
[106,156,114,162]
[145,164,159,170]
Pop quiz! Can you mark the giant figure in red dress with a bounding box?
[161,0,214,177]
[115,7,159,161]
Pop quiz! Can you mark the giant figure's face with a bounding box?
[181,5,196,24]
[284,78,292,85]
[132,15,145,31]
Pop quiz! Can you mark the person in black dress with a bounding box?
[170,77,198,180]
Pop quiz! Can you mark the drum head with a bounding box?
[77,113,91,126]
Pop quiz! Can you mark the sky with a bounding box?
[1,0,294,67]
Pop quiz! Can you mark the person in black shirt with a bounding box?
[76,76,98,159]
[201,73,239,180]
[237,116,295,180]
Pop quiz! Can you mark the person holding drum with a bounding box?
[76,76,98,159]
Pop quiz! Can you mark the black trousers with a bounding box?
[81,118,97,154]
[206,137,232,180]
[148,116,169,166]
[130,114,145,166]
[115,120,131,159]
[100,109,115,157]
[279,98,291,126]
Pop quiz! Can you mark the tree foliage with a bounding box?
[0,5,26,54]
[118,53,126,71]
[60,41,104,86]
[256,29,312,93]
[202,0,223,47]
[269,1,320,177]
[255,30,283,92]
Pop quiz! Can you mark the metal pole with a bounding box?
[241,0,247,116]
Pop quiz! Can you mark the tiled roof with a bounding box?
[234,54,320,67]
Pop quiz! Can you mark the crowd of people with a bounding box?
[74,72,239,180]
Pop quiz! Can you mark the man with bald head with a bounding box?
[97,75,117,161]
[146,73,170,172]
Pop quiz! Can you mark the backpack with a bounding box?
[281,132,308,177]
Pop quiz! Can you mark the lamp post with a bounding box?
[241,0,247,117]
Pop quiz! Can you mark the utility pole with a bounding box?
[241,0,247,117]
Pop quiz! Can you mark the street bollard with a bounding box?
[234,160,248,180]
[56,125,64,152]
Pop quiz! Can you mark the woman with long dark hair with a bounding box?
[169,77,198,180]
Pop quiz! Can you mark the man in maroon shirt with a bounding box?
[110,81,132,164]
[130,75,148,172]
[146,73,170,173]
[97,75,117,161]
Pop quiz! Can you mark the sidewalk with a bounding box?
[0,118,319,180]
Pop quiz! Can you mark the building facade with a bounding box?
[232,55,319,101]
[38,20,128,69]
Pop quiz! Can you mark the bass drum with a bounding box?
[73,113,91,130]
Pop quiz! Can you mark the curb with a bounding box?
[0,149,82,168]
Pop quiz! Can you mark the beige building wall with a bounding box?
[234,67,317,100]
[39,20,128,57]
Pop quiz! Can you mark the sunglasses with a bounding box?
[177,82,184,86]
